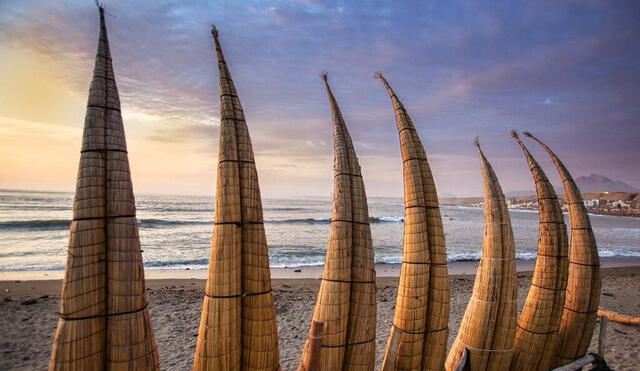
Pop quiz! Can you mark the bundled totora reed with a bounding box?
[298,72,377,371]
[374,72,449,371]
[510,131,569,371]
[49,6,159,370]
[445,138,517,371]
[523,132,601,367]
[193,27,280,370]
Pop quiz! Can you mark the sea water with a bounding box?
[1,189,639,271]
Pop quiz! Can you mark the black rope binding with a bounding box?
[204,289,272,299]
[59,303,148,321]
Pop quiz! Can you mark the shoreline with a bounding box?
[2,256,639,281]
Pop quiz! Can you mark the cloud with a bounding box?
[1,0,639,196]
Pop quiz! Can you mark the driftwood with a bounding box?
[597,308,640,326]
[551,353,610,371]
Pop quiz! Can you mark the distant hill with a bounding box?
[505,190,535,197]
[575,174,639,193]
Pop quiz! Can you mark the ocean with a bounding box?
[1,189,639,272]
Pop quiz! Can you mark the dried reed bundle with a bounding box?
[445,139,517,371]
[49,6,159,370]
[193,27,279,370]
[374,72,449,371]
[298,73,376,371]
[597,308,640,326]
[523,132,601,367]
[510,131,569,371]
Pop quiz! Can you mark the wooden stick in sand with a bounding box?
[300,321,325,371]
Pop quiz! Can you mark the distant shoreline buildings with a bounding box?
[441,191,640,217]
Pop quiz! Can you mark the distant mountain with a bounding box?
[575,174,639,193]
[505,190,535,197]
[440,192,458,198]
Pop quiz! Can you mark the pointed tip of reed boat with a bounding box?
[319,70,328,82]
[511,130,520,139]
[473,135,481,150]
[210,25,219,38]
[522,131,533,138]
[373,71,384,80]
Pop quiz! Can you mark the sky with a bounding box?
[0,0,638,197]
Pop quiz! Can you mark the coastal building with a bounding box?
[583,199,599,207]
[612,200,631,209]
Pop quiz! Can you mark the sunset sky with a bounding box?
[0,0,638,197]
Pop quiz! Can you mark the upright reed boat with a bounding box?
[374,72,449,371]
[523,132,602,367]
[193,27,280,370]
[49,6,159,370]
[298,73,377,371]
[510,131,569,371]
[445,139,517,371]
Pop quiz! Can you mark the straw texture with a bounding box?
[193,27,279,370]
[445,139,517,371]
[510,131,569,371]
[298,73,377,371]
[49,6,159,370]
[523,132,601,367]
[374,72,449,371]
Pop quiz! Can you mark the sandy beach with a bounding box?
[2,261,638,370]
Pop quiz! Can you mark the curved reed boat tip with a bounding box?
[319,70,328,81]
[210,25,219,37]
[445,144,517,371]
[522,131,533,138]
[373,71,384,79]
[521,132,601,367]
[194,26,279,370]
[509,130,568,370]
[377,73,449,371]
[299,73,376,370]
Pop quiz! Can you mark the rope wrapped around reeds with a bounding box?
[445,138,517,371]
[298,72,377,371]
[374,72,449,371]
[523,131,602,367]
[510,131,569,371]
[193,26,280,370]
[49,6,159,370]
